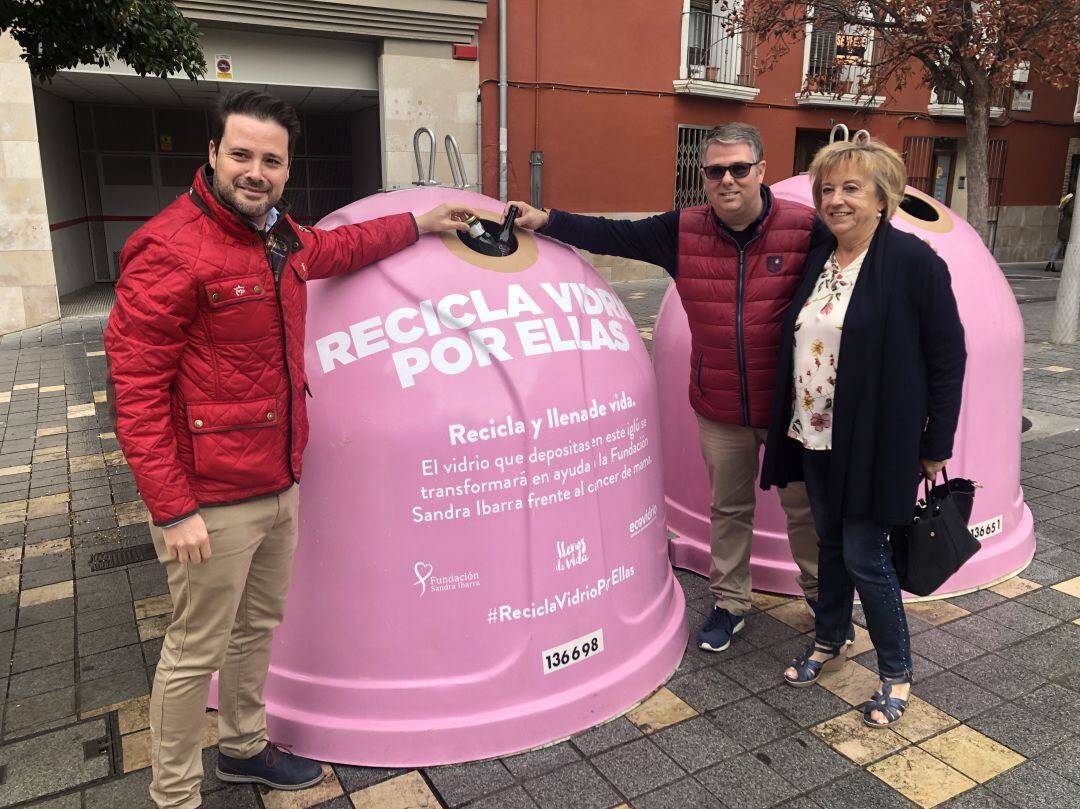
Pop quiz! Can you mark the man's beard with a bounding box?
[214,174,280,220]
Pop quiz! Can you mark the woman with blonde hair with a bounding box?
[760,139,966,727]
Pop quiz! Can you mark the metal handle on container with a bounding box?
[445,134,469,189]
[413,127,437,186]
[828,123,850,144]
[852,129,871,144]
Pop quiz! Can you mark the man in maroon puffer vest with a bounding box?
[509,123,847,654]
[105,90,470,809]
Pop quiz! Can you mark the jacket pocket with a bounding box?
[186,398,282,486]
[202,274,274,343]
[696,352,704,393]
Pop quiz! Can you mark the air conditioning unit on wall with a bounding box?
[1012,62,1030,83]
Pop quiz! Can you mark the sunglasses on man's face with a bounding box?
[701,161,761,181]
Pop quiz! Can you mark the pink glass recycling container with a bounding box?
[256,187,687,766]
[654,175,1034,598]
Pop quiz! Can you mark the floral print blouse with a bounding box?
[788,249,868,450]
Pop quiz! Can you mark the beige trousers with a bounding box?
[147,485,299,809]
[696,415,819,614]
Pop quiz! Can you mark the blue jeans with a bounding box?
[801,448,913,679]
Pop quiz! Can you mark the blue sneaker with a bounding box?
[216,742,324,790]
[806,598,857,646]
[697,606,745,652]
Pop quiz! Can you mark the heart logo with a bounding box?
[414,562,434,596]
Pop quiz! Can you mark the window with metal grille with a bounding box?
[806,10,872,94]
[675,125,710,209]
[903,136,934,194]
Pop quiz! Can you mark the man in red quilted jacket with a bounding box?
[104,90,471,809]
[508,123,851,655]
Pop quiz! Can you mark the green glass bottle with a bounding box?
[463,214,503,257]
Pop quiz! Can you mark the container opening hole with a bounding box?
[899,195,940,222]
[456,218,518,256]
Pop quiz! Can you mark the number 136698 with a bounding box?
[542,629,604,675]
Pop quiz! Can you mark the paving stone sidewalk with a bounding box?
[1,272,1080,809]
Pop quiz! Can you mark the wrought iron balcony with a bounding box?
[674,9,758,101]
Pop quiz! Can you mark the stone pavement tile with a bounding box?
[811,710,907,765]
[625,687,697,733]
[137,614,170,642]
[750,592,794,611]
[709,696,799,750]
[25,493,69,520]
[981,601,1061,635]
[20,565,71,590]
[78,602,134,633]
[462,785,540,809]
[868,747,976,808]
[936,785,1020,808]
[767,599,815,633]
[1035,736,1080,786]
[262,764,344,808]
[0,573,19,595]
[1036,545,1080,574]
[966,701,1072,758]
[809,768,920,808]
[844,624,876,658]
[904,601,970,626]
[1007,622,1080,677]
[920,725,1026,784]
[759,683,850,728]
[910,629,985,669]
[696,752,798,809]
[1013,682,1080,729]
[82,693,150,734]
[11,617,75,672]
[350,771,441,809]
[425,759,514,806]
[522,760,621,809]
[200,785,260,809]
[756,729,855,790]
[713,648,792,694]
[1018,559,1072,586]
[501,741,580,780]
[665,667,749,713]
[915,672,1005,722]
[21,793,82,808]
[142,637,163,668]
[83,767,154,809]
[951,653,1048,701]
[75,570,132,611]
[0,718,112,806]
[77,666,148,713]
[946,589,1007,613]
[19,579,73,608]
[332,763,405,794]
[989,577,1042,598]
[938,613,1027,652]
[985,760,1080,809]
[742,611,802,649]
[888,696,959,744]
[570,716,642,757]
[79,621,139,656]
[1051,574,1080,598]
[133,593,172,620]
[18,596,74,628]
[649,716,742,773]
[591,736,685,798]
[24,538,71,558]
[1015,587,1080,620]
[818,661,881,706]
[633,777,725,809]
[79,642,144,681]
[8,660,74,699]
[3,686,76,733]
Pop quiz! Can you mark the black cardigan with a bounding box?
[759,219,967,526]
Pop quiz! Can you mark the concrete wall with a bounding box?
[0,34,59,334]
[379,40,479,189]
[34,87,92,295]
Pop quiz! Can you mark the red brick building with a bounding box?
[476,0,1080,276]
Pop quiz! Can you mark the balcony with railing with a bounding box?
[674,9,759,101]
[798,25,884,108]
[928,85,1007,118]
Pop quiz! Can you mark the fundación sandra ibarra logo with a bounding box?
[413,561,481,596]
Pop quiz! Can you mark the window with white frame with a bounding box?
[803,7,873,96]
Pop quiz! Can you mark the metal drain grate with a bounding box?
[88,544,157,571]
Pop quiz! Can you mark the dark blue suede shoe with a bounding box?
[216,742,325,790]
[697,605,745,652]
[806,598,857,646]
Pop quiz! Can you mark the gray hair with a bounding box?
[698,123,764,165]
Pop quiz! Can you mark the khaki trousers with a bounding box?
[147,485,299,809]
[696,415,819,614]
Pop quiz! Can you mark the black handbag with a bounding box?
[890,469,981,596]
